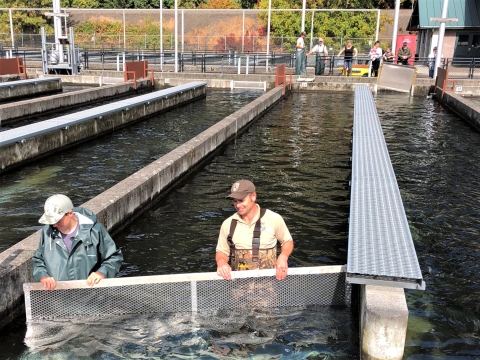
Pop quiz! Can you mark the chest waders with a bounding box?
[226,208,277,271]
[315,46,327,76]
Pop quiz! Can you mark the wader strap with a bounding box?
[227,219,238,265]
[252,208,267,261]
[227,208,267,265]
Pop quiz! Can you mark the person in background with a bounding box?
[369,41,382,77]
[216,180,294,281]
[295,31,307,76]
[397,41,412,65]
[337,40,357,76]
[382,47,395,63]
[428,46,443,78]
[33,194,123,290]
[307,37,329,76]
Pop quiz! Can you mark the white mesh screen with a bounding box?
[24,266,349,322]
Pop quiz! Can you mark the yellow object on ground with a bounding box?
[338,64,370,76]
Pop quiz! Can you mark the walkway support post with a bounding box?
[361,286,409,359]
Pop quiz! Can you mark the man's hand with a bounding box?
[40,276,56,290]
[275,254,289,281]
[86,271,105,286]
[217,259,232,280]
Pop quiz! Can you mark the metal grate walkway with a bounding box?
[0,82,206,147]
[347,85,424,290]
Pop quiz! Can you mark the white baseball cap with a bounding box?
[39,194,74,225]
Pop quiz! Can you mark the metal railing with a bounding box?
[2,45,480,79]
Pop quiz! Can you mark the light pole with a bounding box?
[266,0,272,70]
[430,0,457,78]
[301,0,306,32]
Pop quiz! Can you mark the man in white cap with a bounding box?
[307,37,329,75]
[32,194,123,290]
[216,180,294,281]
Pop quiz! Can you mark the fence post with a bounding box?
[237,56,241,74]
[246,55,249,75]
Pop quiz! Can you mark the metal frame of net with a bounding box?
[24,265,349,322]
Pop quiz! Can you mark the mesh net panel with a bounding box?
[25,266,349,322]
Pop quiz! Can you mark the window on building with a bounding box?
[472,34,480,48]
[457,34,469,46]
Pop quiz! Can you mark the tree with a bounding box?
[199,0,240,8]
[0,0,53,33]
[257,0,393,52]
[61,0,99,7]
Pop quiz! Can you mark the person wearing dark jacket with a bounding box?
[397,41,412,65]
[33,194,123,290]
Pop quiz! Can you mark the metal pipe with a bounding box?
[301,0,306,32]
[123,9,126,50]
[242,10,245,53]
[9,8,14,48]
[310,10,314,50]
[266,0,272,69]
[160,0,163,71]
[434,0,449,78]
[392,0,400,55]
[182,9,184,53]
[174,0,178,72]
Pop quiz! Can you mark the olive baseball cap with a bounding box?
[39,194,74,225]
[226,180,256,200]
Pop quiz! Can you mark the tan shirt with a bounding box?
[216,204,293,255]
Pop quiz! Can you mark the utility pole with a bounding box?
[430,0,458,78]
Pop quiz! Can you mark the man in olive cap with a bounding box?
[216,180,294,281]
[397,41,412,65]
[33,194,123,290]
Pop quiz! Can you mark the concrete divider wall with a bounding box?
[0,78,62,102]
[435,88,480,131]
[0,84,206,173]
[0,75,23,83]
[360,285,409,359]
[0,86,284,330]
[0,80,151,125]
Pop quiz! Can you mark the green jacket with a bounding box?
[397,47,412,64]
[32,207,123,282]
